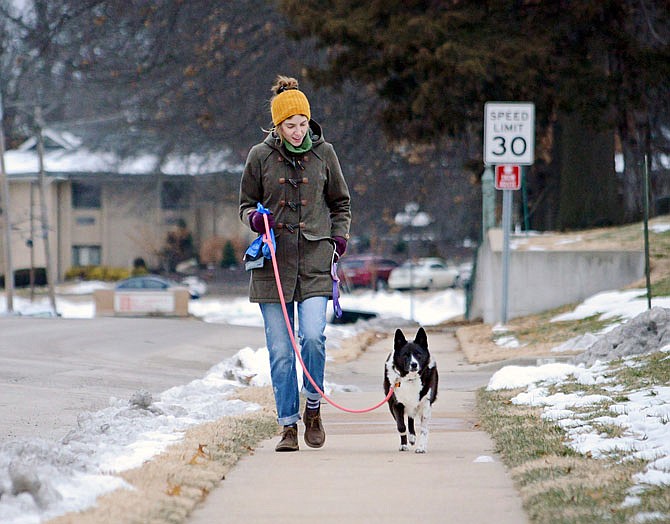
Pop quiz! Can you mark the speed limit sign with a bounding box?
[484,102,535,165]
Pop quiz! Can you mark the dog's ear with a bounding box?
[414,327,428,350]
[394,329,407,350]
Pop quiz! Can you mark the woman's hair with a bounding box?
[271,75,300,97]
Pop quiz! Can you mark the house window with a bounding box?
[72,245,101,266]
[75,216,96,226]
[72,182,101,209]
[161,180,190,210]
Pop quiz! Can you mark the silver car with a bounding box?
[388,257,460,290]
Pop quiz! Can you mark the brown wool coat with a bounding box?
[239,121,351,303]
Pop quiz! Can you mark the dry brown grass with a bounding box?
[47,388,277,524]
[512,456,637,501]
[477,386,652,524]
[455,215,670,364]
[456,323,560,364]
[474,216,670,523]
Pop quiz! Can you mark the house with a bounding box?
[0,130,248,283]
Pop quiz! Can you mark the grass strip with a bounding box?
[48,387,278,524]
[477,353,670,523]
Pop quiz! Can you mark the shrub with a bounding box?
[64,265,131,282]
[221,240,238,268]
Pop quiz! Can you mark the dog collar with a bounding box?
[390,366,401,389]
[391,366,419,389]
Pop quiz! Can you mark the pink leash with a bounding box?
[262,214,393,413]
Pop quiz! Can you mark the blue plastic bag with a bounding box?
[243,204,275,271]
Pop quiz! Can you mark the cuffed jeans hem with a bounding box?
[303,390,322,403]
[277,413,301,426]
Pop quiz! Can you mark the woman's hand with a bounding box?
[250,211,276,234]
[332,236,347,257]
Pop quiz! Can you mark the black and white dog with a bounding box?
[383,327,438,453]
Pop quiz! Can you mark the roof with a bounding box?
[3,129,243,177]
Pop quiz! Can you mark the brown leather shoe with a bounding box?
[303,406,326,448]
[275,425,299,452]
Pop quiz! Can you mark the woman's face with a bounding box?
[279,114,309,147]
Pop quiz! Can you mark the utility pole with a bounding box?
[29,181,35,300]
[34,106,57,315]
[0,91,15,313]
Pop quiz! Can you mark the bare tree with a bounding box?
[0,0,482,260]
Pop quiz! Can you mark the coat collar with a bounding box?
[264,119,324,153]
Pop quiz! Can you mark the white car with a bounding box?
[388,257,460,290]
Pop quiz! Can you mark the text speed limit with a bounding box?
[484,102,535,165]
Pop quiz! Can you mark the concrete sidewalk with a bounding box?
[188,329,528,524]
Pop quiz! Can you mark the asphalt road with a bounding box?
[0,316,266,443]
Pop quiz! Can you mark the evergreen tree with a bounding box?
[279,0,670,227]
[221,241,237,269]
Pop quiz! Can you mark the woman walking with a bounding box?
[239,75,351,451]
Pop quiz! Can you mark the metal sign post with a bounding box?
[500,189,513,324]
[484,102,535,324]
[643,154,652,310]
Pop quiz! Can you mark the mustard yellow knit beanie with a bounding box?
[271,89,311,126]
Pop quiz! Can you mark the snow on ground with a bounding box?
[487,292,670,516]
[489,356,670,491]
[551,289,670,326]
[494,289,670,351]
[3,280,670,522]
[336,288,465,326]
[650,223,670,234]
[2,284,465,327]
[0,285,463,523]
[0,379,256,523]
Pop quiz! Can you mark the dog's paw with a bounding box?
[408,434,416,445]
[399,444,410,452]
[415,446,427,454]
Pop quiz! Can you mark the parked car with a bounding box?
[388,257,460,290]
[337,255,399,291]
[115,275,203,299]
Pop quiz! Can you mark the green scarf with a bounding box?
[283,132,312,154]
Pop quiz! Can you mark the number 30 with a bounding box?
[492,136,527,156]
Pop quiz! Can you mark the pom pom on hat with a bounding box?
[271,89,311,126]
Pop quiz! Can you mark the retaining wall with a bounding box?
[94,288,190,317]
[469,229,645,324]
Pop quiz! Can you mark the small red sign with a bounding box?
[495,165,521,190]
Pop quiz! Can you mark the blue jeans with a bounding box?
[260,296,328,426]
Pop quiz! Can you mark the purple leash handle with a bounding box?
[331,254,343,318]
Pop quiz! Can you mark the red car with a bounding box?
[337,255,399,291]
